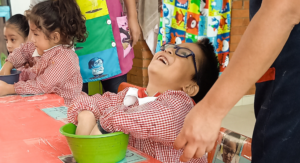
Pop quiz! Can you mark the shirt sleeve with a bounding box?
[67,88,130,125]
[99,91,194,146]
[14,50,74,95]
[6,42,36,68]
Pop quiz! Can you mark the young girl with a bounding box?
[4,14,29,54]
[0,0,87,106]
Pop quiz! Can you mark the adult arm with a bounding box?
[174,0,300,162]
[123,0,141,46]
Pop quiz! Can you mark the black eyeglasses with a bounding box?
[160,44,198,80]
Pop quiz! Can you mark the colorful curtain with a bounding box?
[156,0,231,74]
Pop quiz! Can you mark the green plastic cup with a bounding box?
[60,123,129,163]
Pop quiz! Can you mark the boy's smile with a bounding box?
[147,43,202,97]
[150,43,201,76]
[156,54,169,65]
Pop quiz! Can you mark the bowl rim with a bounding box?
[0,70,21,77]
[60,123,127,138]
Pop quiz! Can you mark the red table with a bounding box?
[0,94,161,163]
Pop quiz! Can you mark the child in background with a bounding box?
[4,14,29,54]
[68,38,219,163]
[0,0,87,106]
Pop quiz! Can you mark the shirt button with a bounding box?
[107,19,112,25]
[111,42,116,47]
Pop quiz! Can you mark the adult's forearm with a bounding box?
[200,1,299,119]
[123,0,137,19]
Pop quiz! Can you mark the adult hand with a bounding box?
[128,17,141,47]
[174,102,222,162]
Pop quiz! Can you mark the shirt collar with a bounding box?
[44,44,62,52]
[124,87,161,106]
[138,88,196,105]
[32,49,40,57]
[32,44,67,57]
[137,88,161,98]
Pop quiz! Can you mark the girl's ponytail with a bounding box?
[51,0,87,44]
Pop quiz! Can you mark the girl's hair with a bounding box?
[25,0,87,47]
[6,14,30,38]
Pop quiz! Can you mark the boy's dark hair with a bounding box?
[6,14,29,38]
[25,0,88,47]
[192,38,219,103]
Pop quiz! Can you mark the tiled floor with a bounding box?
[221,104,256,138]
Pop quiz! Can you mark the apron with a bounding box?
[157,0,231,74]
[75,0,134,83]
[251,0,300,162]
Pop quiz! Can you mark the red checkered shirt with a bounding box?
[68,87,207,163]
[6,42,83,106]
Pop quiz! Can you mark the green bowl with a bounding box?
[60,123,129,163]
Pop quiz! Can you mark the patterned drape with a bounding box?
[156,0,231,74]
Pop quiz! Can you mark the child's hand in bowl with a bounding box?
[0,62,14,75]
[0,68,11,76]
[0,80,15,96]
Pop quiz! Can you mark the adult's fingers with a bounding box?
[131,30,140,47]
[193,147,206,159]
[132,35,138,47]
[179,143,198,162]
[174,131,187,150]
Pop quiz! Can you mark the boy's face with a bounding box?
[148,43,202,91]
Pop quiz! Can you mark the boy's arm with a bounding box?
[99,91,194,146]
[14,51,76,95]
[68,88,130,125]
[174,0,300,162]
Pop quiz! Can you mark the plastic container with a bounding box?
[0,69,20,84]
[60,123,129,163]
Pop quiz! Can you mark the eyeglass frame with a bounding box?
[160,43,199,81]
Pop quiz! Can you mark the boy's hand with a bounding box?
[174,102,222,162]
[0,80,15,96]
[128,17,141,47]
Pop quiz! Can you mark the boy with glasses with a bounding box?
[67,38,219,163]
